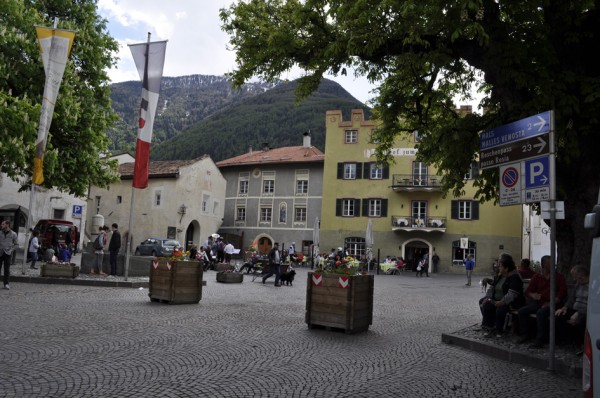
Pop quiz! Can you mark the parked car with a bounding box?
[33,219,79,254]
[134,238,181,257]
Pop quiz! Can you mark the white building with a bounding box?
[0,173,87,251]
[86,156,226,253]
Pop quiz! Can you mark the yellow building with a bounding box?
[320,109,522,273]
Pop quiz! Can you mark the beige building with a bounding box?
[86,156,226,253]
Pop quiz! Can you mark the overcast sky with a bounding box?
[97,0,378,104]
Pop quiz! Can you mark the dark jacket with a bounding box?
[109,230,121,252]
[485,271,525,309]
[268,247,280,265]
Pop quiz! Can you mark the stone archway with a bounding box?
[185,220,200,251]
[400,238,433,271]
[252,234,274,255]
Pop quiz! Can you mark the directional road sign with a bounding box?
[480,111,552,150]
[480,133,549,169]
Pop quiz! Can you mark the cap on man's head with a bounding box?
[274,242,279,246]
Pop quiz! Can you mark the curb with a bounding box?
[441,331,582,378]
[10,275,149,288]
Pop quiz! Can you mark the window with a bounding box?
[345,237,366,258]
[239,179,249,195]
[263,179,274,194]
[117,196,122,204]
[336,199,360,217]
[363,199,388,217]
[95,196,101,214]
[296,180,308,194]
[344,163,356,179]
[412,201,427,226]
[295,207,307,222]
[279,203,287,224]
[236,207,246,221]
[154,190,161,207]
[345,129,357,144]
[202,194,210,212]
[412,162,428,186]
[370,163,382,179]
[213,201,219,215]
[337,163,362,180]
[414,130,421,142]
[53,209,65,219]
[464,163,480,180]
[451,200,480,220]
[261,207,272,222]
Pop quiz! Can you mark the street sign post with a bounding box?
[499,163,522,206]
[479,111,552,150]
[480,133,549,169]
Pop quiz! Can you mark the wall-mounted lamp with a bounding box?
[435,205,438,209]
[178,204,187,223]
[401,204,404,209]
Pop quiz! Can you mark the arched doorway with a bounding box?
[185,221,200,251]
[401,238,433,271]
[252,234,274,255]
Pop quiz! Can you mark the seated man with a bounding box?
[518,258,536,279]
[479,253,525,337]
[556,265,589,345]
[516,255,568,347]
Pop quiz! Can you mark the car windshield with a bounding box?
[163,240,180,247]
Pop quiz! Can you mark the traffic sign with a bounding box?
[72,204,83,219]
[523,156,551,203]
[499,164,522,206]
[480,111,552,150]
[480,133,549,169]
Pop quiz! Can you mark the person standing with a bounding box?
[1,220,18,289]
[262,242,281,287]
[224,241,234,263]
[92,226,107,276]
[108,223,121,276]
[432,252,440,273]
[464,255,475,286]
[216,238,225,263]
[29,230,40,270]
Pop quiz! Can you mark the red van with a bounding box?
[33,219,79,253]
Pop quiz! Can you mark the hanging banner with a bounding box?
[460,237,469,249]
[33,26,75,185]
[128,37,167,189]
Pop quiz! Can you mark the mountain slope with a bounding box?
[150,78,370,162]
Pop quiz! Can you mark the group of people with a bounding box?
[479,253,589,349]
[92,223,121,276]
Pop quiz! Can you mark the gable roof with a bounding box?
[216,146,324,168]
[119,158,203,179]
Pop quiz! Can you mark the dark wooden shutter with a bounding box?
[472,163,480,179]
[354,199,361,216]
[356,163,363,179]
[471,201,479,220]
[336,199,342,216]
[337,163,343,179]
[363,163,370,179]
[451,200,458,219]
[381,199,388,217]
[383,165,389,179]
[362,199,369,216]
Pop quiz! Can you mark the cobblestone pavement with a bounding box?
[0,268,581,397]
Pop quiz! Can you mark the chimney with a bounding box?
[262,142,269,151]
[249,146,252,154]
[303,131,311,148]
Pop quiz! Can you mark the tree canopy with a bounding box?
[0,0,120,197]
[221,0,600,268]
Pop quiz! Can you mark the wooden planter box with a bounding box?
[40,263,80,278]
[149,260,203,304]
[305,272,374,334]
[216,272,243,283]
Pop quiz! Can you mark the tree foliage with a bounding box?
[221,0,600,268]
[0,0,120,196]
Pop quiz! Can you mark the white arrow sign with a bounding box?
[533,115,547,132]
[533,136,547,154]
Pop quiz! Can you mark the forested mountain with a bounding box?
[150,78,369,162]
[108,74,369,162]
[108,75,278,152]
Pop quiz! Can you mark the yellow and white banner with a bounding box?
[33,26,75,185]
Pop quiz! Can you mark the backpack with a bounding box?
[93,234,103,250]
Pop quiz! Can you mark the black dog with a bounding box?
[280,270,296,286]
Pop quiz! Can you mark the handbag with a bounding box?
[417,264,422,271]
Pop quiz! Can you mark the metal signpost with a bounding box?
[480,110,558,371]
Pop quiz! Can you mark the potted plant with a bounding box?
[40,260,80,278]
[305,257,374,334]
[216,269,243,283]
[148,248,203,304]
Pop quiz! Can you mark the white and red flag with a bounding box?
[128,36,167,189]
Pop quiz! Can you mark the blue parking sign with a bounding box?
[72,205,83,219]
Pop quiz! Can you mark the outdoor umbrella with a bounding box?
[312,217,320,267]
[366,219,373,272]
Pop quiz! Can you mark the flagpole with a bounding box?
[21,186,36,274]
[124,188,136,281]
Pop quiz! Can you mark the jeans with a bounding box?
[517,303,550,340]
[95,251,104,273]
[479,297,511,332]
[1,253,11,286]
[262,263,281,285]
[30,251,38,269]
[466,269,473,285]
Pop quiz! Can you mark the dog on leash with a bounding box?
[280,269,296,286]
[479,277,494,293]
